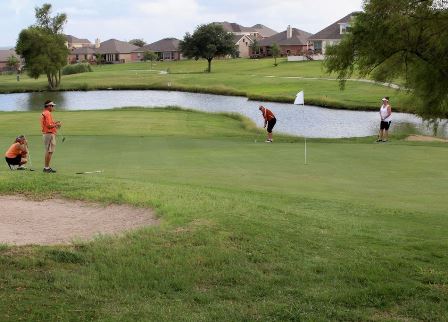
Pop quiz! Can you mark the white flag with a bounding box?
[294,91,304,105]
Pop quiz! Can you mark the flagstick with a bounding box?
[304,137,307,165]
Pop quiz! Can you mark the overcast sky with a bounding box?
[1,0,363,47]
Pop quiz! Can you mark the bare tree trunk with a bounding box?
[207,58,212,73]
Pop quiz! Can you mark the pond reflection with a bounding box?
[0,90,446,138]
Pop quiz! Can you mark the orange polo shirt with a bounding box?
[5,142,24,158]
[41,109,57,134]
[262,108,275,121]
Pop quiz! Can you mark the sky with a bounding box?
[0,0,363,47]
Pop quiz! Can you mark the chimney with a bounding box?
[95,38,100,48]
[287,25,292,39]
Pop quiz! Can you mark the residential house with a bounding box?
[214,22,261,39]
[135,38,182,61]
[65,35,92,49]
[0,49,21,71]
[69,47,97,64]
[96,39,140,63]
[258,25,312,57]
[233,35,254,58]
[308,12,360,54]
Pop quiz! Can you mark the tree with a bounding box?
[94,53,103,66]
[271,43,280,66]
[324,0,448,119]
[249,38,260,57]
[180,23,236,73]
[129,39,146,47]
[143,51,158,70]
[16,3,69,89]
[6,55,20,71]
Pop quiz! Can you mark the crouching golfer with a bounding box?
[259,105,276,143]
[4,135,28,170]
[41,100,61,173]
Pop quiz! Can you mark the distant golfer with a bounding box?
[377,97,392,142]
[41,100,61,173]
[4,135,28,170]
[259,105,276,143]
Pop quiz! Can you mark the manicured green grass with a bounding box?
[0,59,413,112]
[0,109,447,321]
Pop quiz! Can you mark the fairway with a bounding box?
[0,108,447,321]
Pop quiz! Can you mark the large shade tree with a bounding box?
[324,0,448,118]
[16,3,69,89]
[180,24,236,73]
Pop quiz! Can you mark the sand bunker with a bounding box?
[0,196,158,246]
[405,135,448,143]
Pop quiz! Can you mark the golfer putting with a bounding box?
[259,105,277,143]
[41,100,62,173]
[4,135,29,170]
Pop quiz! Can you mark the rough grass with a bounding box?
[0,108,447,321]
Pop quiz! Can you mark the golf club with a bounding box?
[58,127,66,143]
[75,170,103,175]
[25,138,35,171]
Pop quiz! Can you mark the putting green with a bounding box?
[0,108,447,321]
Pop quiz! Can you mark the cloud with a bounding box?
[7,0,32,14]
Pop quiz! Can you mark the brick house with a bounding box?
[308,12,360,54]
[0,49,21,72]
[259,26,312,57]
[134,38,182,61]
[233,35,254,58]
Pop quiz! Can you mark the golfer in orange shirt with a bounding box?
[41,100,61,173]
[4,135,28,170]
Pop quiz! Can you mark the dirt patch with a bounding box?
[0,196,158,246]
[405,135,448,143]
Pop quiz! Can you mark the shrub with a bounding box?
[62,63,93,75]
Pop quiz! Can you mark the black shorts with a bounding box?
[267,118,277,133]
[380,121,391,130]
[5,155,21,166]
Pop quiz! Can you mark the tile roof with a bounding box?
[97,39,140,54]
[65,34,91,44]
[259,28,312,47]
[0,49,19,62]
[138,38,181,53]
[309,12,361,40]
[251,24,278,38]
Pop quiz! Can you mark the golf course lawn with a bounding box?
[0,108,447,321]
[0,59,413,112]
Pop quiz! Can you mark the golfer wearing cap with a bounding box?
[377,97,392,142]
[4,135,28,170]
[41,100,61,173]
[259,105,277,143]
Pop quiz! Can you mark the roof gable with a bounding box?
[259,28,312,46]
[251,24,278,38]
[98,39,139,54]
[138,38,181,52]
[309,12,361,40]
[0,49,19,62]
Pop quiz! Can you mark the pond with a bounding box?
[0,90,446,138]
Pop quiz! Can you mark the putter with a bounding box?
[26,142,35,171]
[58,128,66,142]
[76,170,103,175]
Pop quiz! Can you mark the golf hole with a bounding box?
[0,196,159,245]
